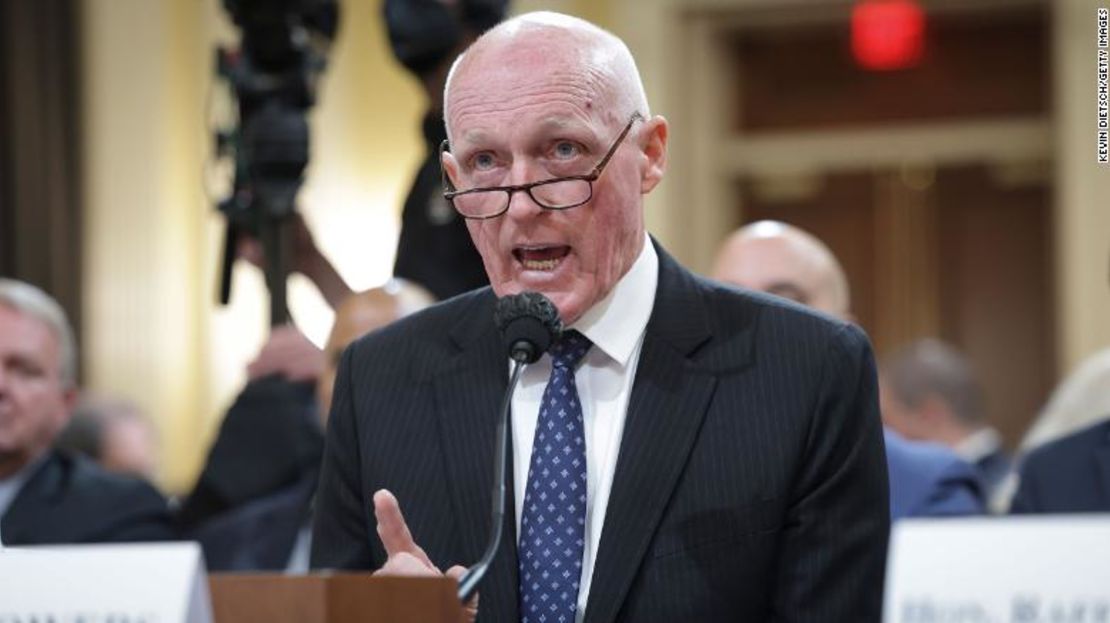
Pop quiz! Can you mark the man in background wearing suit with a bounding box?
[0,278,173,545]
[712,220,984,520]
[881,339,1011,508]
[312,12,889,622]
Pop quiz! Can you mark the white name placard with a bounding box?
[0,542,212,623]
[884,516,1110,623]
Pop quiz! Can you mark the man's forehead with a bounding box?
[0,305,59,354]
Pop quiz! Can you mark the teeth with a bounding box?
[522,258,561,271]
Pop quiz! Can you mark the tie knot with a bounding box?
[549,330,591,370]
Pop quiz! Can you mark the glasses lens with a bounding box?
[452,190,507,218]
[531,179,592,209]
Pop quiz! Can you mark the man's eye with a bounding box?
[552,141,580,159]
[471,153,496,171]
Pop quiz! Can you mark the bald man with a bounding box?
[713,220,985,519]
[313,13,888,622]
[181,282,432,571]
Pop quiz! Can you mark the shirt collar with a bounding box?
[570,234,658,368]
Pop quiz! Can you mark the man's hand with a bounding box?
[235,213,353,310]
[246,325,324,382]
[373,489,478,621]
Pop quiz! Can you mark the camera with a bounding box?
[213,0,339,324]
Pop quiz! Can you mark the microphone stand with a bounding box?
[457,358,526,603]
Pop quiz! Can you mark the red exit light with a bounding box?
[852,0,926,71]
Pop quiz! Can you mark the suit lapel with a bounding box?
[432,292,520,621]
[584,247,719,623]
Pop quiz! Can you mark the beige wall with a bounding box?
[1053,0,1110,374]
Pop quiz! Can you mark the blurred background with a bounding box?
[1,0,1107,494]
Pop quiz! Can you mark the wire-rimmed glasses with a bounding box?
[440,112,644,220]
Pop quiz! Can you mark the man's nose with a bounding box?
[504,162,544,220]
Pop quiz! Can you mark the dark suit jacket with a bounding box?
[176,376,323,532]
[1010,419,1110,513]
[2,450,174,544]
[194,470,317,571]
[312,244,890,622]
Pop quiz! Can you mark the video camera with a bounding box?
[213,0,339,325]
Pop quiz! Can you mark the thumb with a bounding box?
[446,566,478,623]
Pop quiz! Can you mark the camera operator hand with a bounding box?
[246,324,325,383]
[236,213,353,310]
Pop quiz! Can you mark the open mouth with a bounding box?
[513,245,571,271]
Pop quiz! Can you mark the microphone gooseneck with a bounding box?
[457,292,562,604]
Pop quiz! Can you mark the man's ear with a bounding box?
[54,385,78,435]
[441,149,460,189]
[640,115,668,194]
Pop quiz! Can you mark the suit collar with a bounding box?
[573,234,658,368]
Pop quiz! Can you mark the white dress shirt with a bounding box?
[511,235,658,621]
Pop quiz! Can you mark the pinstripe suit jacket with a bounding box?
[311,244,889,622]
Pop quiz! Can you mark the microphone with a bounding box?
[457,292,562,603]
[493,291,562,363]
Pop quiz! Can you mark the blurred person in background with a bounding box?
[1009,348,1110,514]
[712,220,985,519]
[55,391,159,481]
[182,280,434,571]
[385,0,507,299]
[880,339,1012,509]
[0,279,173,545]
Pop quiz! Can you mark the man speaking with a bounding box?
[311,12,889,622]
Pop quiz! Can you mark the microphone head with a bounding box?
[494,292,563,364]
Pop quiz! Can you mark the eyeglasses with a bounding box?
[441,112,644,220]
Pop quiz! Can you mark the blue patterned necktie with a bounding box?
[519,330,592,623]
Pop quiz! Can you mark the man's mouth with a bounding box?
[513,245,571,271]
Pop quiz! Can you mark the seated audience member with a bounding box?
[184,280,433,571]
[55,391,159,480]
[1009,349,1110,514]
[712,220,984,519]
[881,339,1012,508]
[313,16,890,622]
[0,279,174,545]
